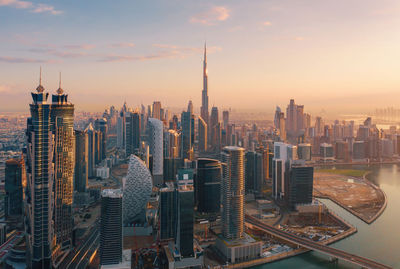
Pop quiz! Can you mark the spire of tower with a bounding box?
[36,66,45,93]
[204,41,207,63]
[57,72,64,95]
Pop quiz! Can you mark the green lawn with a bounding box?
[315,168,368,178]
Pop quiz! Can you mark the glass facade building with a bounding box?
[196,158,221,213]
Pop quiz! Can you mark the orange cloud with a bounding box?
[190,6,230,25]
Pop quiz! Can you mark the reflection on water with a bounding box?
[254,164,400,269]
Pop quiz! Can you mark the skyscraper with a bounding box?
[100,189,123,266]
[51,76,75,255]
[222,110,229,130]
[196,158,221,214]
[75,130,88,193]
[210,106,221,151]
[85,123,96,177]
[181,111,192,159]
[176,184,194,258]
[152,101,162,120]
[26,70,53,268]
[198,116,207,152]
[125,110,141,156]
[272,142,297,200]
[288,166,313,209]
[147,118,164,186]
[200,43,209,126]
[95,117,108,161]
[245,151,264,194]
[160,183,177,240]
[4,157,26,218]
[221,146,245,240]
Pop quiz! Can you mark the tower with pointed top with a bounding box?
[26,68,54,268]
[51,73,75,257]
[200,43,209,129]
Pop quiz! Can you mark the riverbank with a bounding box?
[313,170,387,224]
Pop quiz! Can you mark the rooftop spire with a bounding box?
[36,66,45,93]
[57,72,64,95]
[204,41,207,63]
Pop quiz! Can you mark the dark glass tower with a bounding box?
[176,185,194,257]
[160,184,177,240]
[95,118,108,161]
[196,158,221,213]
[181,111,192,159]
[125,111,141,156]
[288,166,314,209]
[100,189,123,265]
[198,116,207,152]
[4,157,26,218]
[27,74,53,269]
[74,130,88,192]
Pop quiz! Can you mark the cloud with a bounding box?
[64,44,96,50]
[0,0,32,9]
[190,6,230,25]
[31,3,62,15]
[0,56,60,63]
[109,42,135,48]
[0,84,12,93]
[99,52,174,63]
[263,21,272,26]
[0,0,61,15]
[295,36,305,41]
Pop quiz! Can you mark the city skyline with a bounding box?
[1,0,400,113]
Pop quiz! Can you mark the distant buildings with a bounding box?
[100,189,123,266]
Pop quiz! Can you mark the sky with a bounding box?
[1,0,400,115]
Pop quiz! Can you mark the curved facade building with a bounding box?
[123,155,153,224]
[147,118,163,186]
[196,158,221,213]
[221,146,245,240]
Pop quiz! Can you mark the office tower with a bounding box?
[353,141,366,160]
[272,142,297,200]
[198,116,207,152]
[123,155,153,225]
[95,117,108,161]
[288,166,313,209]
[160,183,177,240]
[320,143,334,161]
[297,143,312,161]
[140,104,147,135]
[176,184,194,257]
[94,130,103,164]
[171,115,179,130]
[286,99,297,136]
[296,105,304,132]
[125,110,141,156]
[152,101,162,120]
[117,103,127,149]
[51,77,75,254]
[4,157,26,218]
[147,118,164,186]
[187,100,193,114]
[210,106,221,151]
[274,107,286,141]
[245,151,264,194]
[181,111,192,159]
[200,43,209,126]
[75,130,88,192]
[196,158,221,213]
[164,129,181,159]
[315,116,323,136]
[163,158,184,182]
[222,110,229,130]
[100,189,123,265]
[221,146,245,240]
[335,141,349,161]
[85,123,96,177]
[26,71,53,268]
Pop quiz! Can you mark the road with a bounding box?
[59,226,99,269]
[245,214,392,269]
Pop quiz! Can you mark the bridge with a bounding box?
[245,215,391,269]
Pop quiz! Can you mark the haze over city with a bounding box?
[1,0,400,114]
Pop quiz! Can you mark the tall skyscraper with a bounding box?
[176,184,194,258]
[222,110,229,130]
[116,103,127,149]
[272,142,297,200]
[288,166,313,209]
[75,130,88,192]
[200,43,209,126]
[4,157,26,218]
[95,117,108,161]
[198,116,207,152]
[221,146,245,240]
[181,111,192,159]
[26,71,54,268]
[245,151,264,194]
[85,123,96,177]
[152,101,162,120]
[160,183,177,240]
[100,189,123,266]
[125,110,141,156]
[210,106,221,151]
[51,76,75,255]
[147,118,164,186]
[196,158,221,214]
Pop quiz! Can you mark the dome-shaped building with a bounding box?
[123,155,153,225]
